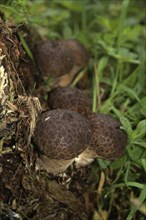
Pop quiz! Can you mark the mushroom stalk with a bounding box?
[34,109,92,175]
[75,148,95,167]
[36,155,74,175]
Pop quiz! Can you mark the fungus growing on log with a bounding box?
[34,109,92,175]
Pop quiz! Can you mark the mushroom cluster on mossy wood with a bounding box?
[34,109,127,175]
[48,87,92,116]
[34,39,88,78]
[33,37,127,175]
[34,109,92,175]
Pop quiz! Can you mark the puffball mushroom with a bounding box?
[34,40,74,77]
[34,39,88,78]
[75,113,127,167]
[48,87,92,116]
[34,109,92,175]
[64,39,89,75]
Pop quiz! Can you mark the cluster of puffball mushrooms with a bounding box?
[33,39,127,176]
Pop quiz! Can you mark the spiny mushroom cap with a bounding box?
[34,109,92,160]
[64,39,89,68]
[87,113,127,159]
[48,87,92,116]
[34,40,74,77]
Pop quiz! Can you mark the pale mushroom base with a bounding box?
[57,64,83,87]
[75,148,98,167]
[36,154,74,176]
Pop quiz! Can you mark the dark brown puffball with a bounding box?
[64,39,89,69]
[34,40,75,77]
[88,113,127,159]
[34,109,92,160]
[48,87,92,116]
